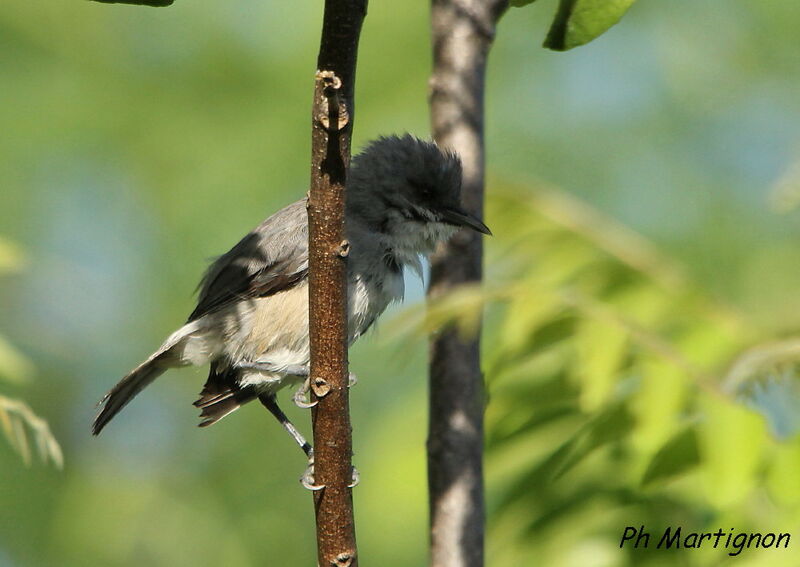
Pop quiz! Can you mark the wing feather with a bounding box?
[188,200,309,322]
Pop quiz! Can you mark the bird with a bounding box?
[91,134,491,462]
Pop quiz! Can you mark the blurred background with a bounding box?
[2,1,800,565]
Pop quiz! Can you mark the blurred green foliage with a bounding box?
[0,238,62,469]
[0,238,33,385]
[2,1,800,566]
[392,180,800,565]
[0,394,63,470]
[479,187,800,566]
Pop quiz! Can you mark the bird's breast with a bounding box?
[347,269,403,342]
[210,266,403,364]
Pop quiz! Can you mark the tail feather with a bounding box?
[194,363,257,427]
[193,391,234,409]
[197,390,257,427]
[92,355,168,435]
[92,321,208,435]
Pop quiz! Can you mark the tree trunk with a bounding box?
[307,2,367,566]
[427,1,507,566]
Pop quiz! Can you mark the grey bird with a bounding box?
[91,134,491,457]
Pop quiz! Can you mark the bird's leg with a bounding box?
[238,362,310,377]
[256,390,359,490]
[257,394,325,490]
[240,362,357,386]
[257,394,312,458]
[239,362,357,409]
[238,362,315,408]
[262,363,357,388]
[291,370,357,409]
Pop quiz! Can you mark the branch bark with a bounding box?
[90,0,174,6]
[427,1,507,566]
[307,1,367,566]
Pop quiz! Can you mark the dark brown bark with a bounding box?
[307,2,367,566]
[427,1,507,566]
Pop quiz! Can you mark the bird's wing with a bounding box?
[188,199,309,322]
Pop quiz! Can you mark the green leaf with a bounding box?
[544,0,637,51]
[574,317,628,410]
[641,427,700,487]
[630,357,690,453]
[697,394,766,507]
[767,438,800,506]
[497,284,560,360]
[520,403,632,486]
[495,402,634,513]
[0,395,63,468]
[511,0,538,7]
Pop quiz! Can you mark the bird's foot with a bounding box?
[348,466,360,488]
[300,454,360,490]
[301,453,325,491]
[292,372,356,409]
[293,377,317,409]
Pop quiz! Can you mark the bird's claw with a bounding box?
[348,466,360,488]
[301,454,325,491]
[293,378,317,409]
[293,373,356,408]
[299,453,359,490]
[301,469,325,491]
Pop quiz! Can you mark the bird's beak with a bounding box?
[440,208,492,235]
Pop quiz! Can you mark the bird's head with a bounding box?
[347,134,491,261]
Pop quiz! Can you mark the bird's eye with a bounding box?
[408,179,433,195]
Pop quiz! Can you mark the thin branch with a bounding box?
[427,1,507,566]
[307,1,367,565]
[89,0,174,6]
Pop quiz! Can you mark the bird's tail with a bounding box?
[193,363,257,427]
[91,353,170,435]
[92,321,208,435]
